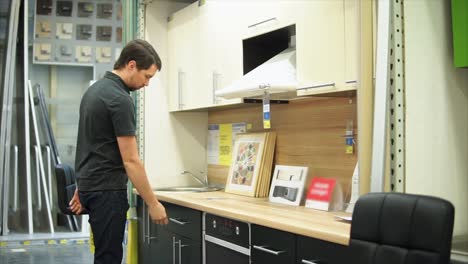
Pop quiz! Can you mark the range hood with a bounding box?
[215,47,297,99]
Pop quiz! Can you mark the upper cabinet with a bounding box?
[295,1,347,95]
[344,0,359,84]
[167,2,209,111]
[242,1,296,39]
[167,0,355,111]
[198,1,245,108]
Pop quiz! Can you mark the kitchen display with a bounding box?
[138,1,361,263]
[0,0,466,264]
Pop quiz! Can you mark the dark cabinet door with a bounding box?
[176,233,201,264]
[153,229,201,264]
[137,198,173,264]
[149,227,172,264]
[163,202,202,242]
[137,197,151,263]
[140,201,202,264]
[251,224,296,264]
[296,235,347,264]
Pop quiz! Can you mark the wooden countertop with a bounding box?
[150,190,351,245]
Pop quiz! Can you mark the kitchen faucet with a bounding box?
[181,170,209,187]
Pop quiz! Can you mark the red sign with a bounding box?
[306,177,336,202]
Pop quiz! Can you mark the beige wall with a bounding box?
[144,1,208,188]
[405,0,468,236]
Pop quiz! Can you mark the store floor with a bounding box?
[0,232,129,263]
[0,244,94,264]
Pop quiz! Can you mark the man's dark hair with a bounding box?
[114,39,162,71]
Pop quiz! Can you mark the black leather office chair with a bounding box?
[348,192,455,264]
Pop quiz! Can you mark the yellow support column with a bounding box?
[126,208,138,264]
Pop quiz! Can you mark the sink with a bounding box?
[154,186,223,192]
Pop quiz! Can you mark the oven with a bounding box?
[203,213,251,264]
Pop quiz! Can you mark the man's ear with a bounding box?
[127,60,137,71]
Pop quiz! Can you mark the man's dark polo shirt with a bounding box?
[75,71,135,191]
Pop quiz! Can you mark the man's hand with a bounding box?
[69,189,84,215]
[148,202,168,225]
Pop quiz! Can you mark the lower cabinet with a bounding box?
[145,228,201,264]
[137,196,162,263]
[137,197,202,264]
[138,198,347,264]
[251,224,348,264]
[251,224,296,264]
[296,235,348,264]
[166,231,202,264]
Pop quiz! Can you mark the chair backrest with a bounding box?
[349,192,454,264]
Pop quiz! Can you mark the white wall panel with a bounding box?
[404,0,468,236]
[144,1,208,188]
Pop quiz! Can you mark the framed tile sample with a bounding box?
[225,132,276,197]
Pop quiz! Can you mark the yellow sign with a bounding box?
[219,124,232,166]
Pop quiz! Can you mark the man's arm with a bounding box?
[117,135,168,225]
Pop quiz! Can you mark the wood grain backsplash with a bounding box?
[208,96,358,201]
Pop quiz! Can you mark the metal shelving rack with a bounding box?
[389,0,406,192]
[370,0,406,193]
[136,0,146,164]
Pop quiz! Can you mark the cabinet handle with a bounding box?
[296,82,336,91]
[301,260,325,264]
[178,70,185,110]
[178,240,189,264]
[248,17,277,28]
[173,237,178,264]
[178,239,181,264]
[205,234,250,255]
[142,202,146,243]
[252,245,285,255]
[146,205,151,245]
[212,71,220,104]
[169,217,190,225]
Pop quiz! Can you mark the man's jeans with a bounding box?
[79,190,129,264]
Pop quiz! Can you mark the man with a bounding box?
[69,39,168,264]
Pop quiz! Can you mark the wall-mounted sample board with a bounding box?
[33,0,123,78]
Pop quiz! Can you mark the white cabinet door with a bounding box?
[168,3,211,111]
[295,0,346,90]
[344,0,359,84]
[207,1,247,106]
[167,13,181,111]
[196,1,227,107]
[243,1,296,40]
